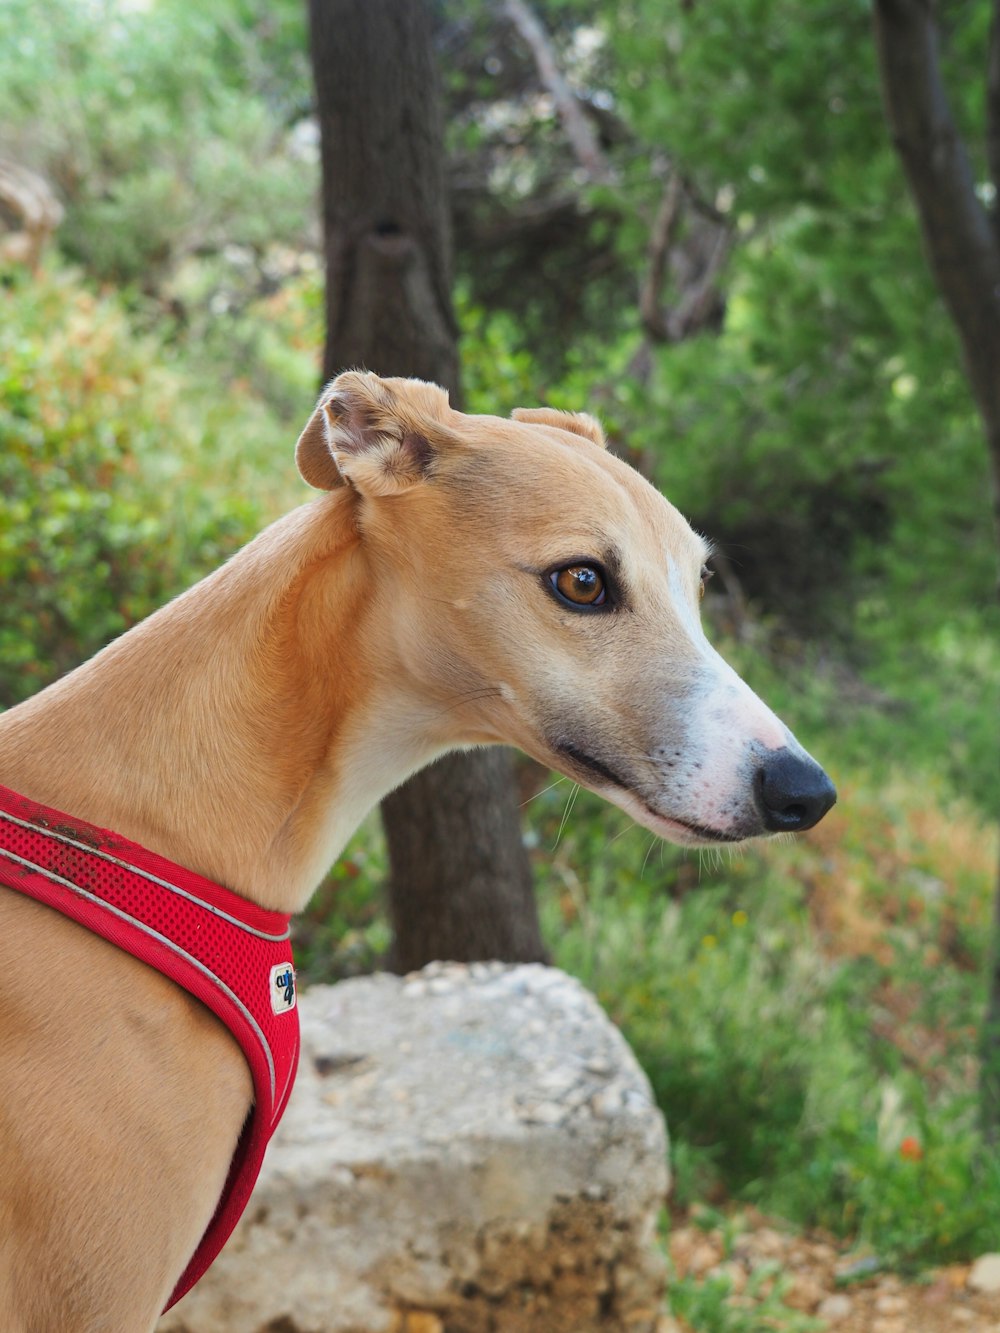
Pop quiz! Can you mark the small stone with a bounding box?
[686,1240,723,1277]
[835,1254,882,1283]
[871,1319,904,1333]
[712,1260,747,1294]
[817,1293,852,1323]
[784,1273,826,1311]
[752,1227,787,1258]
[875,1293,908,1315]
[969,1254,1000,1294]
[807,1241,838,1264]
[952,1309,976,1324]
[668,1227,698,1274]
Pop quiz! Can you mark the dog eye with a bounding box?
[699,564,714,600]
[551,564,606,607]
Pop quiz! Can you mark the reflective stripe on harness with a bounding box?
[0,782,300,1311]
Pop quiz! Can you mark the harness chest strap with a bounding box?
[0,782,300,1312]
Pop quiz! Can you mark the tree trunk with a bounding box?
[872,0,1000,1137]
[307,0,545,970]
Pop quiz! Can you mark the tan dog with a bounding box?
[0,372,834,1329]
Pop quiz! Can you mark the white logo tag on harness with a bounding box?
[269,963,297,1014]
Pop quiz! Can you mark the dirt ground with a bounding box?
[666,1209,1000,1332]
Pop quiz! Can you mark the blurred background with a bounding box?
[2,0,999,1322]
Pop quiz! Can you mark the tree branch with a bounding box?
[666,223,730,342]
[502,0,614,184]
[639,173,730,347]
[639,174,683,341]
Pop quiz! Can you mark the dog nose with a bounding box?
[754,748,837,833]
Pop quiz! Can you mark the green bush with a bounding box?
[0,0,313,289]
[0,263,270,704]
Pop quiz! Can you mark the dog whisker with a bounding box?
[520,775,569,809]
[640,834,658,879]
[552,782,581,851]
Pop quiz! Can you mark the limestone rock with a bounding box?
[968,1253,1000,1294]
[159,962,669,1333]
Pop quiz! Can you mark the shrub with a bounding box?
[0,263,269,704]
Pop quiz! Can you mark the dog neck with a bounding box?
[0,492,449,914]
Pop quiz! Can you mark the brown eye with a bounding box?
[699,564,714,600]
[551,564,606,607]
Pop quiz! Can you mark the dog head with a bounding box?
[296,371,835,846]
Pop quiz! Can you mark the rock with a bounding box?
[159,963,668,1333]
[816,1293,852,1323]
[685,1240,723,1277]
[784,1273,826,1311]
[875,1293,908,1316]
[751,1227,787,1258]
[969,1253,1000,1294]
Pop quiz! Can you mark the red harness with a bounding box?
[0,782,300,1311]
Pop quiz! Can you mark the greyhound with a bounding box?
[0,372,835,1329]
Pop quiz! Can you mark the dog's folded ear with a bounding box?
[296,371,455,495]
[511,407,606,450]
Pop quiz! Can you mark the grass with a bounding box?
[667,1268,822,1333]
[658,1205,825,1333]
[528,762,1000,1268]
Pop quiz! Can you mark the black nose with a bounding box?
[754,748,837,833]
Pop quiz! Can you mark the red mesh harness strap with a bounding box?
[0,782,300,1311]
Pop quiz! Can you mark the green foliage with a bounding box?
[0,0,313,287]
[0,261,303,703]
[668,1266,822,1333]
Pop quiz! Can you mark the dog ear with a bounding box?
[296,371,453,495]
[295,402,346,490]
[511,406,606,449]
